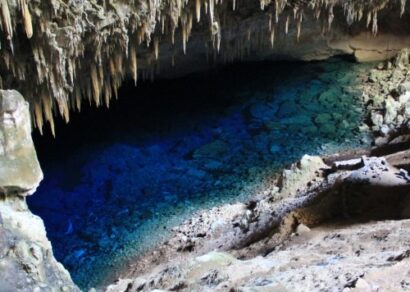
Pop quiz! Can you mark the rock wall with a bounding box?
[0,90,79,291]
[0,0,408,134]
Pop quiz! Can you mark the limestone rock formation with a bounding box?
[0,0,409,134]
[362,48,410,145]
[0,90,79,291]
[0,90,42,196]
[106,152,410,291]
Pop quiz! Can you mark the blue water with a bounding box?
[28,59,371,289]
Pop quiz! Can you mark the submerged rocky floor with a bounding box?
[28,59,372,289]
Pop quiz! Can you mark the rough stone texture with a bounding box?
[362,48,410,146]
[105,152,410,291]
[0,0,409,134]
[0,90,42,196]
[107,220,410,292]
[0,197,80,292]
[0,89,79,291]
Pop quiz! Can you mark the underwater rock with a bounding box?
[269,144,282,154]
[193,140,229,160]
[276,101,299,118]
[318,87,342,106]
[248,103,278,122]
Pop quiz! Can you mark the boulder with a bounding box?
[248,103,278,122]
[384,96,401,125]
[0,90,43,196]
[395,48,410,68]
[0,200,79,291]
[398,82,410,95]
[193,140,229,160]
[0,89,79,291]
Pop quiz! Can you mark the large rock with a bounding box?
[0,90,43,196]
[0,198,79,291]
[0,90,79,291]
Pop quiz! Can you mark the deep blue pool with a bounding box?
[28,59,371,289]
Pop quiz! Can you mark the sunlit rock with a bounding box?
[0,89,79,291]
[0,90,42,196]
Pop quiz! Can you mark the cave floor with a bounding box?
[28,58,372,289]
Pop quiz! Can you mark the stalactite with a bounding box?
[0,0,13,44]
[75,87,81,112]
[171,26,175,45]
[33,102,43,135]
[21,0,32,39]
[296,10,303,41]
[104,81,111,108]
[0,0,405,135]
[285,15,289,34]
[196,0,201,21]
[154,37,159,60]
[62,99,70,123]
[210,0,215,22]
[401,0,407,15]
[328,4,334,30]
[182,24,187,54]
[90,64,101,106]
[187,13,193,39]
[366,11,372,28]
[270,25,275,48]
[372,11,378,35]
[129,45,138,85]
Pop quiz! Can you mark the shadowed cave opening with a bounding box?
[28,57,372,289]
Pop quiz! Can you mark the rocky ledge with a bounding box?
[105,150,410,291]
[105,51,410,291]
[0,90,78,291]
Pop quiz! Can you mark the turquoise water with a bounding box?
[28,59,371,289]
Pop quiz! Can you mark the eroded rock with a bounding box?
[0,90,79,291]
[107,152,410,292]
[0,90,42,196]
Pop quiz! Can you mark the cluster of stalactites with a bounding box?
[0,0,407,136]
[0,0,32,51]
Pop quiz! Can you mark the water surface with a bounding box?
[29,59,371,289]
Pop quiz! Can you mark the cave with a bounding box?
[26,58,369,289]
[1,0,410,291]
